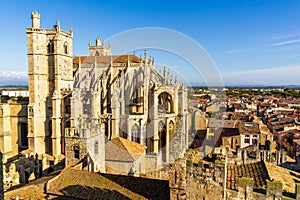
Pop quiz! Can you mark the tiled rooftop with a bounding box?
[73,55,143,65]
[265,162,300,194]
[5,185,45,200]
[105,137,146,162]
[226,161,268,190]
[47,168,147,200]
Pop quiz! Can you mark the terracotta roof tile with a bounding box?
[73,55,143,65]
[226,161,268,190]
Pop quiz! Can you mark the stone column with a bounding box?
[153,92,159,154]
[276,151,281,165]
[266,180,282,200]
[281,151,287,163]
[296,183,300,200]
[111,100,120,139]
[174,85,178,114]
[165,120,170,163]
[42,156,49,176]
[238,177,254,200]
[139,119,145,145]
[127,120,132,141]
[52,91,62,156]
[19,164,26,184]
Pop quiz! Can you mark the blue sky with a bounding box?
[0,0,300,86]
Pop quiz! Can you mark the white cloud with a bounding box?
[0,71,28,79]
[225,48,256,54]
[270,38,300,47]
[225,34,300,55]
[0,71,28,85]
[271,32,300,40]
[222,66,300,85]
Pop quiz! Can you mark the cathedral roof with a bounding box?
[73,55,144,65]
[6,168,169,199]
[47,168,147,199]
[105,137,146,162]
[5,185,45,200]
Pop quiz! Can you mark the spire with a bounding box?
[163,66,166,82]
[151,56,154,65]
[57,20,60,30]
[31,11,40,28]
[144,49,147,61]
[96,38,100,46]
[167,68,171,85]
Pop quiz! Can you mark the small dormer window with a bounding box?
[64,42,68,54]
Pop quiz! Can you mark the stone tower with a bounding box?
[26,12,73,156]
[88,38,112,56]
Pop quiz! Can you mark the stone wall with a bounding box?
[186,161,223,200]
[0,101,27,163]
[65,136,88,167]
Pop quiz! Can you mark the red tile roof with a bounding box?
[73,55,144,65]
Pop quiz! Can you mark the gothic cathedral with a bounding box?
[26,12,190,173]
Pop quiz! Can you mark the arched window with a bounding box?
[47,41,54,54]
[158,92,173,113]
[73,145,80,159]
[169,121,175,142]
[131,124,140,143]
[20,123,28,147]
[158,121,167,162]
[63,42,68,54]
[95,51,99,56]
[94,141,99,154]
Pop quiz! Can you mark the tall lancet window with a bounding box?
[131,124,140,143]
[63,41,68,54]
[74,145,80,159]
[94,141,99,155]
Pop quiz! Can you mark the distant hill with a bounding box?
[0,85,28,89]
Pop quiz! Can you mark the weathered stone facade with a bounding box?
[26,12,73,156]
[0,151,3,200]
[0,98,28,163]
[25,11,190,174]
